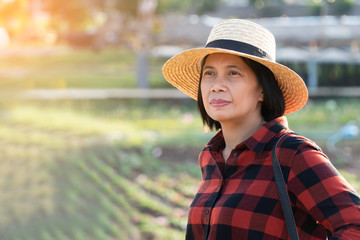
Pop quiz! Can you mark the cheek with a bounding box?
[200,82,208,100]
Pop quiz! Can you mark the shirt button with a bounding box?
[233,152,238,157]
[206,210,209,215]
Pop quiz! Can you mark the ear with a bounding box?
[258,89,264,102]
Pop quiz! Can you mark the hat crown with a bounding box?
[206,19,276,61]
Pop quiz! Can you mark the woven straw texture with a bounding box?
[162,19,308,114]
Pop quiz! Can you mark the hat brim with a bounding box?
[162,47,308,115]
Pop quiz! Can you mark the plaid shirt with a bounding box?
[186,116,360,240]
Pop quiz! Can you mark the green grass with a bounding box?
[0,99,209,148]
[0,97,360,239]
[0,47,170,90]
[0,99,203,240]
[287,98,360,138]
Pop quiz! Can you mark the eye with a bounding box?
[229,70,241,76]
[203,70,215,76]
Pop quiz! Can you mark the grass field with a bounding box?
[0,99,202,240]
[0,98,359,240]
[0,48,360,239]
[0,47,169,90]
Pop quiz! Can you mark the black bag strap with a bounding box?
[272,132,300,240]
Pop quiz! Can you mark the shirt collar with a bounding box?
[243,116,289,153]
[205,116,289,154]
[205,129,225,152]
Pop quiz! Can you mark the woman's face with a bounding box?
[200,53,264,126]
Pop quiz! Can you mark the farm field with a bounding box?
[0,47,360,239]
[0,98,360,240]
[0,47,168,90]
[0,99,204,240]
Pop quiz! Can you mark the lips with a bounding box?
[210,99,230,108]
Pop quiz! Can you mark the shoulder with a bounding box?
[276,132,328,167]
[278,132,322,155]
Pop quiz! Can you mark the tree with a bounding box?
[157,0,220,14]
[193,0,220,15]
[249,0,285,18]
[44,0,91,32]
[332,0,354,15]
[0,0,30,37]
[309,0,354,16]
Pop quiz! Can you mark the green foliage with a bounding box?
[2,49,359,92]
[157,0,220,14]
[281,61,360,88]
[288,98,360,131]
[0,0,30,35]
[44,0,91,31]
[157,0,193,13]
[308,0,354,16]
[0,48,139,90]
[195,0,221,14]
[332,0,354,15]
[249,0,284,17]
[44,0,142,32]
[339,170,360,193]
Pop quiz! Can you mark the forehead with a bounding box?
[204,53,247,67]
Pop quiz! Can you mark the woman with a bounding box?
[162,19,360,239]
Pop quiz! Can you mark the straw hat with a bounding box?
[162,19,308,114]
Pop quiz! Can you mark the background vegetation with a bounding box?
[0,1,359,239]
[0,48,360,240]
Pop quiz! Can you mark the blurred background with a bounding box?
[0,0,360,239]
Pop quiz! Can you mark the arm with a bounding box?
[285,138,360,239]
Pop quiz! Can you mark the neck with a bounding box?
[221,115,265,159]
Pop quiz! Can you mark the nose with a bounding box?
[210,77,227,93]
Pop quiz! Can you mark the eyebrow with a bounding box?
[203,65,215,70]
[203,65,243,70]
[227,65,242,70]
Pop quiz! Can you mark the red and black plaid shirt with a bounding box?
[186,116,360,240]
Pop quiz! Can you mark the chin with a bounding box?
[209,114,230,123]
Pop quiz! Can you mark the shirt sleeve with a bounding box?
[284,137,360,239]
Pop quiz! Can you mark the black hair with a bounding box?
[197,56,285,131]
